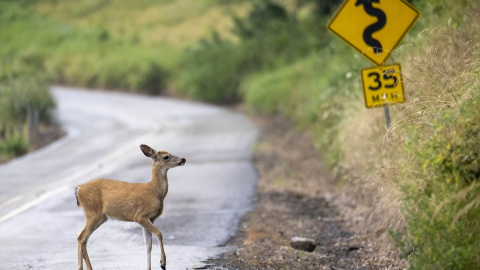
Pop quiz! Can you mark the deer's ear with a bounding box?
[140,144,156,158]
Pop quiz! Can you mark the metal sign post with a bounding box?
[384,106,391,128]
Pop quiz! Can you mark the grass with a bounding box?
[176,1,327,103]
[241,42,364,166]
[33,0,251,49]
[239,1,480,268]
[388,22,480,268]
[0,0,252,93]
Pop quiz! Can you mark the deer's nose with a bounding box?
[180,158,186,165]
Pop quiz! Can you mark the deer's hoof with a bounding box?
[161,266,166,270]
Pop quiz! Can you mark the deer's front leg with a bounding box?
[143,227,153,270]
[137,218,166,270]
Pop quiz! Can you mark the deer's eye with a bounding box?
[163,156,169,160]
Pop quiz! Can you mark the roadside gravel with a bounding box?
[206,114,406,270]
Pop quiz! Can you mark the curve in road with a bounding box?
[0,86,259,270]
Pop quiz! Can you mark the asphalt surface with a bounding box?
[0,87,259,269]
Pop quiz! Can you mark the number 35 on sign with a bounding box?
[361,64,404,108]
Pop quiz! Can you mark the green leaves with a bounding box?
[178,1,316,104]
[0,59,54,159]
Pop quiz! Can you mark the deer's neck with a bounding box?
[151,162,169,201]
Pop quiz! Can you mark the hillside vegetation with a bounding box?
[1,0,479,268]
[0,58,55,161]
[0,0,251,159]
[0,0,254,94]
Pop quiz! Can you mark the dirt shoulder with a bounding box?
[206,114,405,270]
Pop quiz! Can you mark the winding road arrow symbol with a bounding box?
[355,0,386,55]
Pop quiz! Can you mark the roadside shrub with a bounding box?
[178,0,316,104]
[0,59,55,159]
[0,59,55,125]
[390,21,480,268]
[139,62,169,96]
[0,132,29,157]
[401,92,480,269]
[179,40,244,103]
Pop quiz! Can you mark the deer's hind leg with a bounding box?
[77,214,107,270]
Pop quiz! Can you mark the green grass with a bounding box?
[389,15,480,267]
[0,0,252,93]
[399,90,480,268]
[241,46,364,166]
[175,0,327,103]
[239,1,480,268]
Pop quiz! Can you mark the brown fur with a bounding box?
[76,144,185,270]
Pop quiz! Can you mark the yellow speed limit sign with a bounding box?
[361,64,404,108]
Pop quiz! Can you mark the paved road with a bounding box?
[0,87,259,269]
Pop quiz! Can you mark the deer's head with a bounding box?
[140,144,186,169]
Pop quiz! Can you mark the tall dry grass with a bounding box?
[336,5,480,268]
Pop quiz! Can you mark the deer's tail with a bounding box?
[75,186,80,207]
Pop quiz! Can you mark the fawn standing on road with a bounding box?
[75,144,186,270]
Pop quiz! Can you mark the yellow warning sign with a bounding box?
[361,64,404,108]
[328,0,420,66]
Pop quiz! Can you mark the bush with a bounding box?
[0,58,55,159]
[0,60,55,125]
[401,92,480,269]
[140,62,169,96]
[390,19,480,268]
[0,132,29,157]
[177,0,316,104]
[179,41,244,103]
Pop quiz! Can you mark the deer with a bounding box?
[75,144,186,270]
